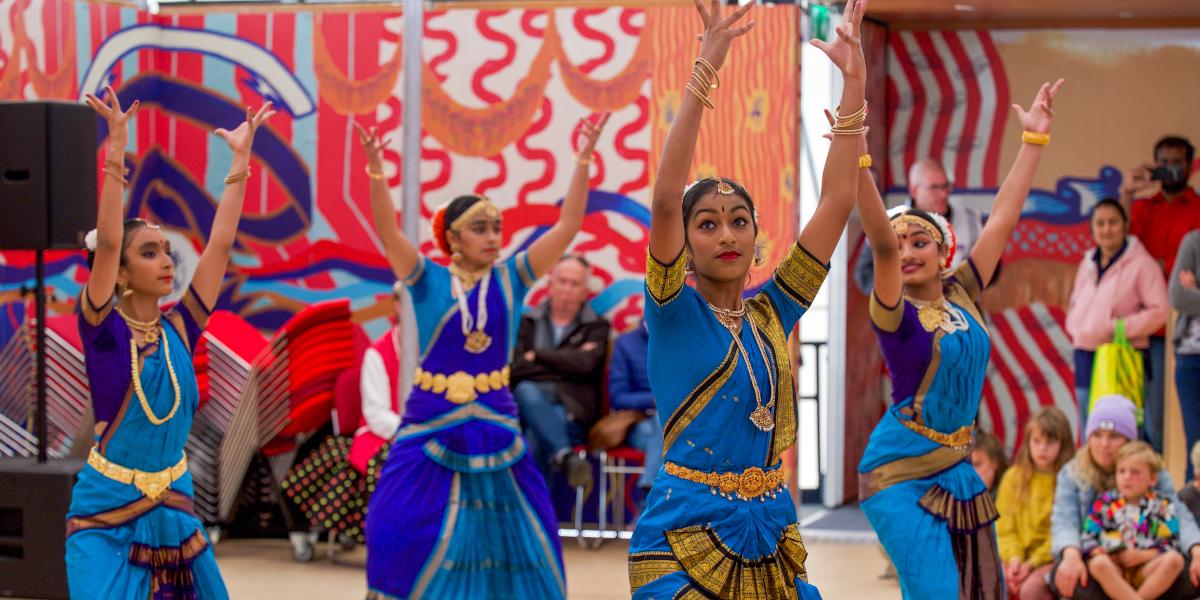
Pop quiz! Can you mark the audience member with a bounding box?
[607,319,662,492]
[511,255,611,492]
[853,158,983,293]
[972,429,1009,495]
[1121,135,1200,453]
[1066,199,1167,428]
[1080,442,1184,600]
[1181,442,1200,521]
[996,407,1075,600]
[1050,395,1200,600]
[1171,231,1200,481]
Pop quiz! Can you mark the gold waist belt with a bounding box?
[87,448,187,501]
[902,419,974,451]
[665,462,786,501]
[414,366,511,405]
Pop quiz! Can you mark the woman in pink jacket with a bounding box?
[1066,198,1168,429]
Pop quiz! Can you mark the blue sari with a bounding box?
[67,286,227,599]
[859,259,1003,599]
[365,252,565,599]
[628,243,828,600]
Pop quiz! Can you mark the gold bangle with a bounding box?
[103,167,128,185]
[832,126,867,136]
[1022,131,1050,146]
[364,165,386,181]
[690,69,712,90]
[105,159,128,175]
[694,58,720,88]
[685,83,714,109]
[576,156,592,166]
[859,154,872,169]
[224,169,251,185]
[834,102,869,129]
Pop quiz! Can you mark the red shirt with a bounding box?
[1130,187,1200,278]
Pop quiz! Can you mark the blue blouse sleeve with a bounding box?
[403,256,452,352]
[757,242,831,333]
[503,251,537,308]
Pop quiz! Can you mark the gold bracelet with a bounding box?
[859,154,872,169]
[690,69,713,90]
[364,164,386,181]
[685,82,714,109]
[694,58,720,88]
[834,102,869,130]
[105,159,128,174]
[102,167,128,185]
[576,155,592,166]
[224,169,251,185]
[832,126,868,136]
[1021,131,1050,146]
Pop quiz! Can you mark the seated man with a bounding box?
[511,255,610,492]
[608,318,662,493]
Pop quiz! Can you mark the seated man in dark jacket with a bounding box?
[511,255,610,492]
[609,319,662,492]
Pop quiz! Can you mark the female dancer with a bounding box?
[628,0,867,597]
[67,86,273,598]
[853,77,1064,598]
[361,113,608,599]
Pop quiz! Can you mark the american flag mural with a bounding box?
[885,30,1124,453]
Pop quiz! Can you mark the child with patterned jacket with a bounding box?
[1082,441,1185,599]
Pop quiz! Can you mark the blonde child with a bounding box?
[1082,441,1184,600]
[995,407,1076,600]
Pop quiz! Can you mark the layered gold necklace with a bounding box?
[117,308,181,426]
[708,301,777,432]
[905,296,970,334]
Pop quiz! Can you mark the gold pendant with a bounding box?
[916,304,945,333]
[143,327,160,345]
[749,406,775,432]
[464,331,492,354]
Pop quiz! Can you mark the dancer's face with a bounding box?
[896,228,945,287]
[119,226,175,299]
[449,215,502,270]
[686,193,756,284]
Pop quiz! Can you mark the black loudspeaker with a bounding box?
[0,101,97,250]
[0,458,83,599]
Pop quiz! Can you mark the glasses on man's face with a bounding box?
[925,182,953,193]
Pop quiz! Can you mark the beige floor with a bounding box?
[215,536,899,599]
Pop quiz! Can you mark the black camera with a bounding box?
[1151,164,1186,186]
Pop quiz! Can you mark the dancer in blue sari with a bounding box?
[67,87,274,599]
[628,1,867,597]
[359,115,607,599]
[853,77,1064,598]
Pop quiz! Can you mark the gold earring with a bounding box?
[753,253,766,268]
[684,255,695,274]
[450,244,463,264]
[120,283,133,298]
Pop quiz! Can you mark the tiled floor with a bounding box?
[216,535,900,598]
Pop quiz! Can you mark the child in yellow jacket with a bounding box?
[995,406,1076,600]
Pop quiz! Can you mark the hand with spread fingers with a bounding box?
[1013,78,1065,135]
[354,123,391,177]
[575,113,610,163]
[810,0,868,80]
[85,85,140,154]
[693,0,757,73]
[215,103,276,157]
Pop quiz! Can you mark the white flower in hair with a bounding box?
[84,229,98,252]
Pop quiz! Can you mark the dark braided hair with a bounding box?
[86,218,152,269]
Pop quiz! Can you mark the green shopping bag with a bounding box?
[1088,319,1145,425]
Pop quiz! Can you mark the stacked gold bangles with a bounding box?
[686,58,720,110]
[414,366,511,405]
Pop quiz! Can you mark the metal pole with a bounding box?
[35,249,47,463]
[401,0,424,241]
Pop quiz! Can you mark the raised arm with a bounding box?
[797,0,868,264]
[191,103,276,309]
[356,124,420,281]
[829,107,901,306]
[83,86,139,308]
[527,114,610,277]
[970,79,1064,286]
[648,0,756,264]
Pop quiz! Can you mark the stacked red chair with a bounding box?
[0,317,36,457]
[0,310,89,458]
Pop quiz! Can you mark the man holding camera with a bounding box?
[1120,135,1200,453]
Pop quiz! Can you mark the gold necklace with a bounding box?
[129,326,182,426]
[906,295,968,334]
[117,307,162,344]
[708,301,777,431]
[449,262,488,290]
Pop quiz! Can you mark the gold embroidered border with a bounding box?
[665,524,809,599]
[79,285,114,327]
[662,342,737,453]
[869,292,904,333]
[66,490,194,537]
[673,586,712,600]
[772,243,829,308]
[919,485,1000,533]
[858,444,971,500]
[646,249,687,307]
[909,328,945,424]
[403,256,427,286]
[128,528,208,567]
[629,552,681,592]
[745,296,796,464]
[179,286,212,334]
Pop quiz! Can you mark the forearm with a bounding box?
[528,158,589,277]
[797,77,866,262]
[206,151,252,255]
[95,139,128,250]
[649,79,706,261]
